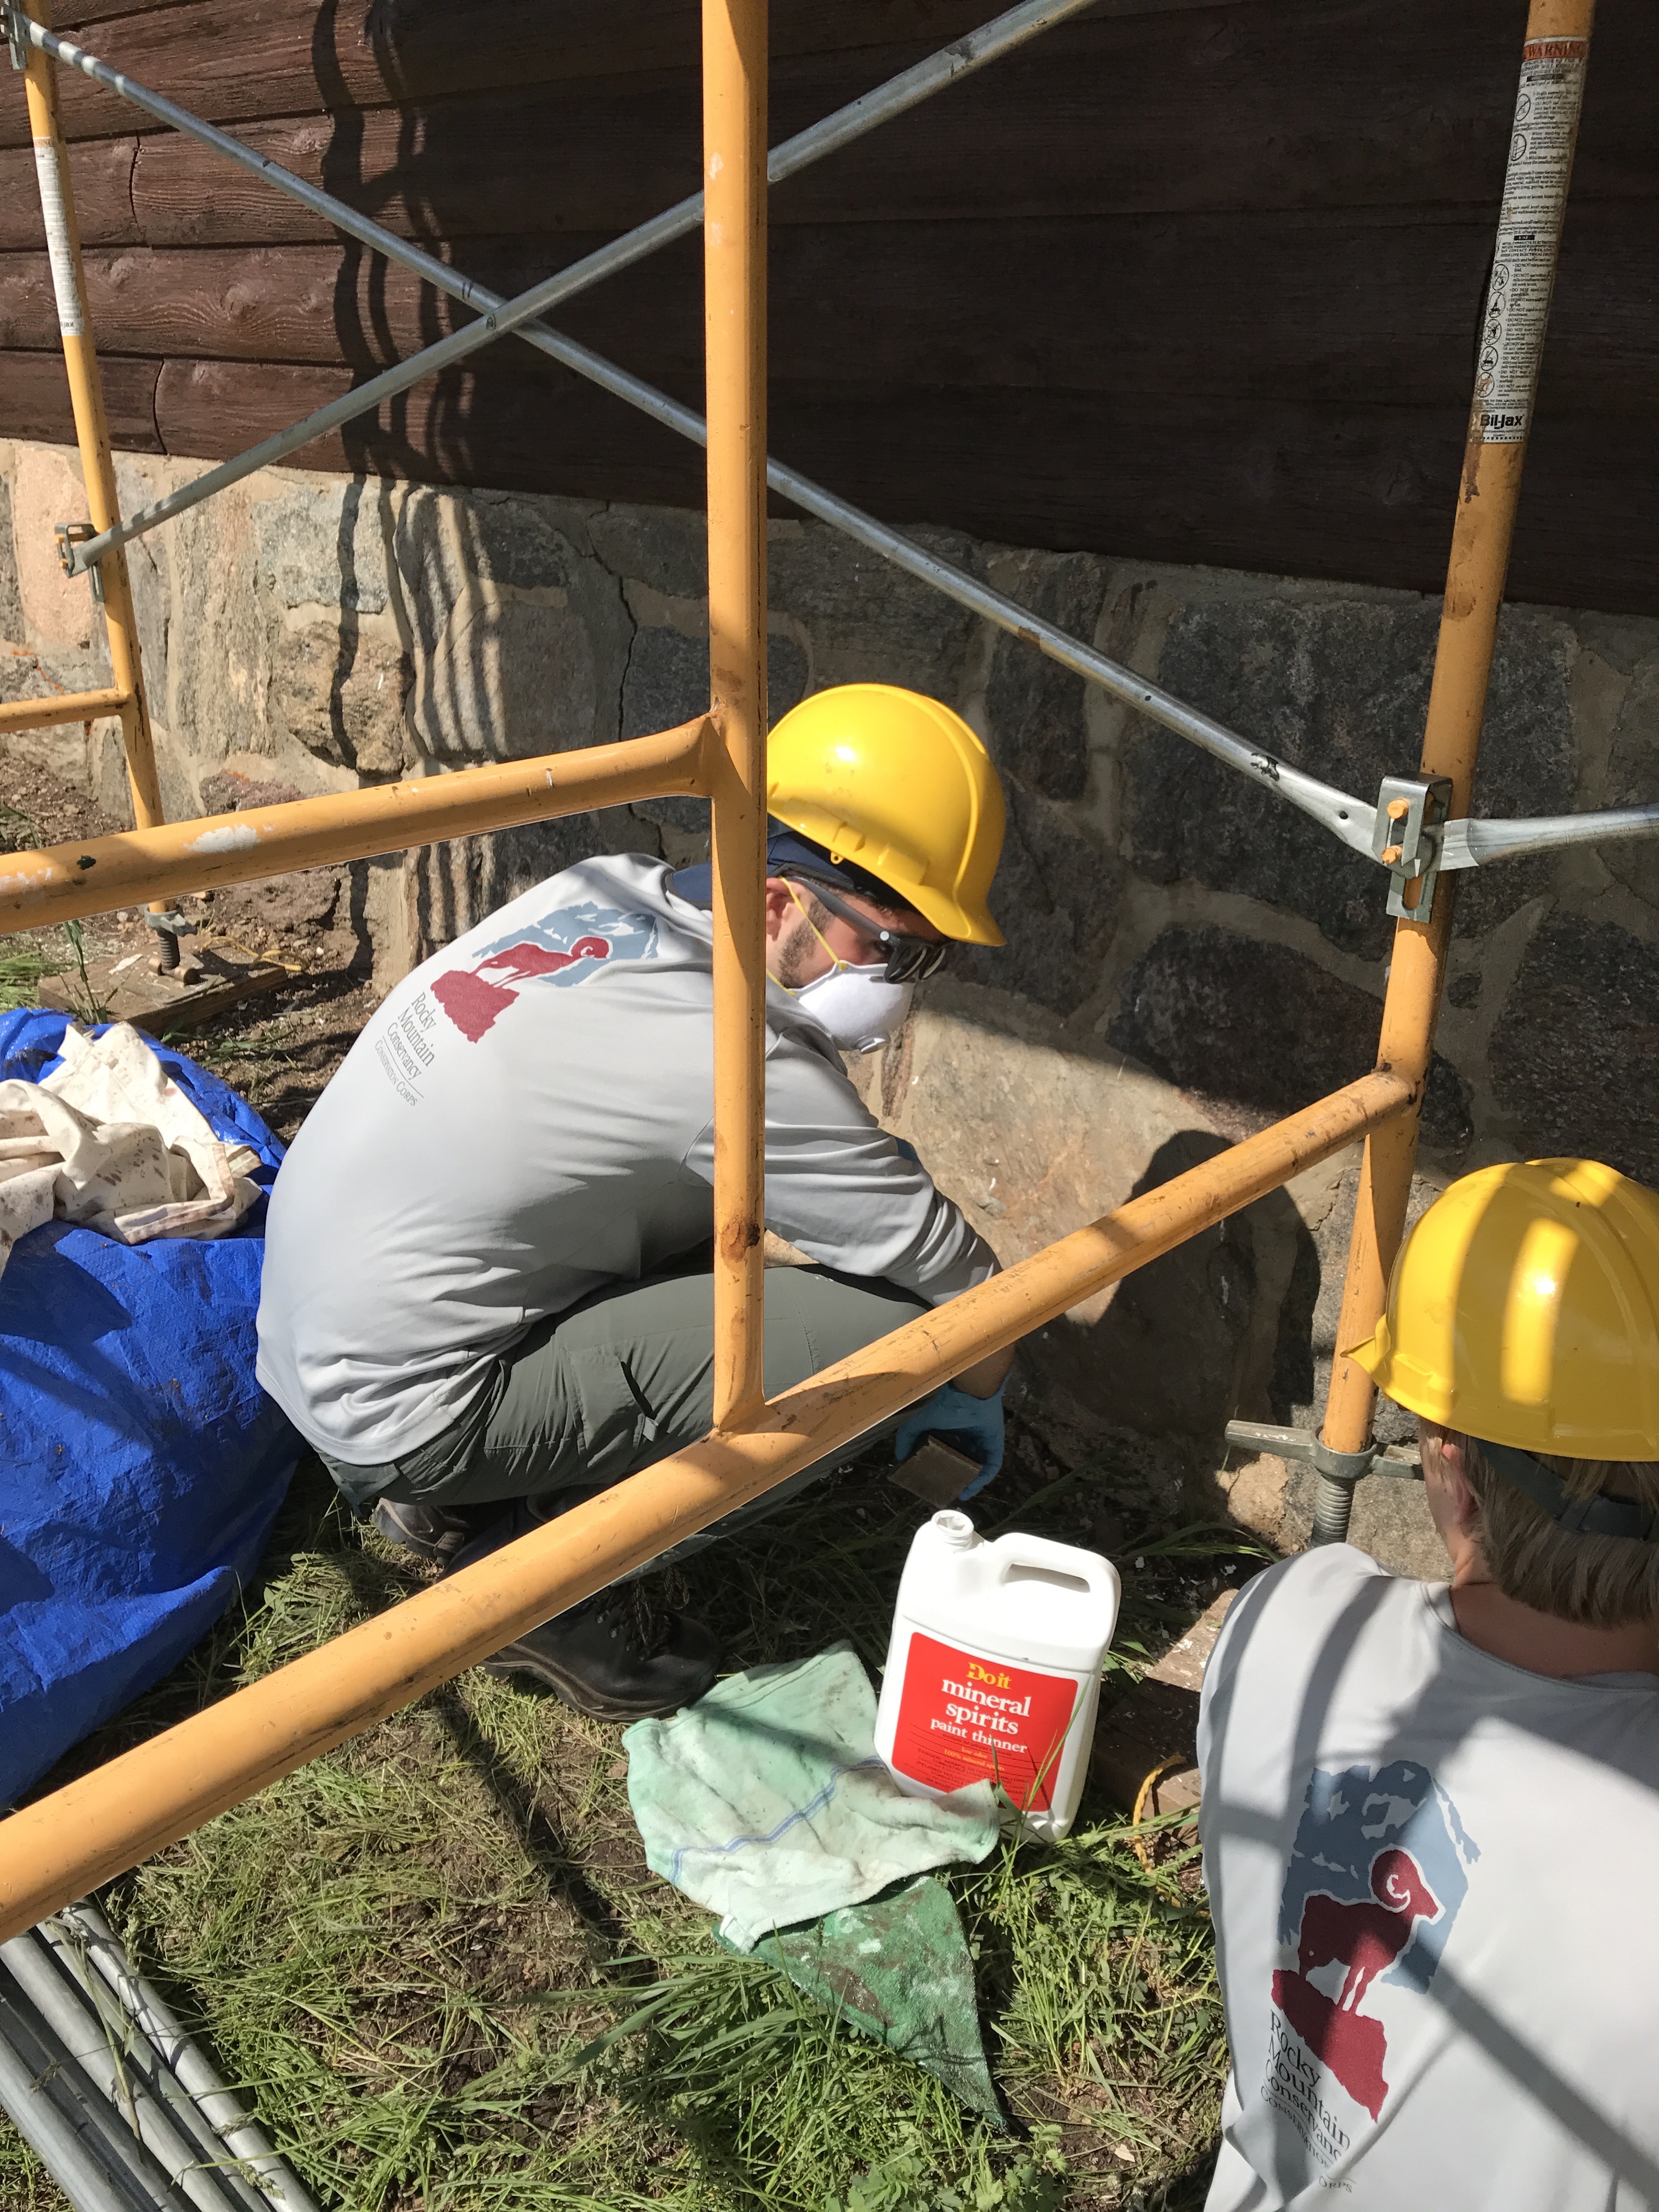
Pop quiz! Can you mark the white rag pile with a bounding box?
[0,1022,263,1279]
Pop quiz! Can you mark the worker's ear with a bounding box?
[761,876,800,945]
[1415,1415,1477,1557]
[1422,1422,1481,1539]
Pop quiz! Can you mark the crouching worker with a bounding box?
[257,686,1015,1720]
[1198,1157,1659,2208]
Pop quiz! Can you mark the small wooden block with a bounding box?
[889,1436,982,1509]
[40,946,295,1036]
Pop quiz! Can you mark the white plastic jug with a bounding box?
[874,1510,1121,1842]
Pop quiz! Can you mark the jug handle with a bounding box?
[994,1533,1122,1604]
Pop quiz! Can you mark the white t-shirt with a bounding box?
[255,853,996,1463]
[1197,1545,1659,2211]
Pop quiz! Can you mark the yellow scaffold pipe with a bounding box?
[0,1065,1413,1942]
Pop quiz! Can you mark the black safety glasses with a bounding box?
[782,873,951,985]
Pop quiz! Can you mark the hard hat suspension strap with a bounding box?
[1480,1441,1659,1544]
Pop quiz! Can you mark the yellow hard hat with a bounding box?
[1344,1159,1659,1460]
[765,684,1005,945]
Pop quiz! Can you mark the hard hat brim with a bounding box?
[899,881,1005,948]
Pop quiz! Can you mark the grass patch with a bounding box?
[0,920,113,1022]
[0,945,44,1015]
[1,1438,1239,2211]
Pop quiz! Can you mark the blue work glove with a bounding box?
[894,1382,1006,1500]
[892,1136,922,1167]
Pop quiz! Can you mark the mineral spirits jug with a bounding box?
[874,1510,1121,1842]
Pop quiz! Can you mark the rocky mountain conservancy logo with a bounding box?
[1267,1761,1478,2149]
[430,904,658,1041]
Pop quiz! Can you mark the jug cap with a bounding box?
[928,1510,979,1551]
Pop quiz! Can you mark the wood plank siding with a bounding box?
[1,0,1653,610]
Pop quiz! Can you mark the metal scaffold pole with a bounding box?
[704,0,771,1430]
[1313,0,1597,1543]
[15,0,176,969]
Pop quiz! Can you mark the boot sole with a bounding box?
[478,1654,712,1722]
[368,1510,469,1568]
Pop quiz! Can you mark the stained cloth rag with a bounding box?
[745,1875,1004,2121]
[623,1643,999,1953]
[0,1020,263,1278]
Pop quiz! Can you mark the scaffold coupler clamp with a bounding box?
[5,6,30,72]
[1372,774,1453,923]
[55,522,106,603]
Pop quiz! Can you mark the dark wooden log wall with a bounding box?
[0,0,1653,611]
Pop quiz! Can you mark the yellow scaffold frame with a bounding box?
[0,0,1595,1936]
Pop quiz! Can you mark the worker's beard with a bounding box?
[772,907,826,992]
[770,898,915,1049]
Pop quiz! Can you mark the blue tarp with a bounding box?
[0,1009,300,1805]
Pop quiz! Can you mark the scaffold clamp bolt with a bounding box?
[54,522,105,603]
[1372,774,1453,923]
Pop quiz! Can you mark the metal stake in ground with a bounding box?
[1313,0,1597,1544]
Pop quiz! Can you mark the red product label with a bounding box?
[888,1632,1077,1810]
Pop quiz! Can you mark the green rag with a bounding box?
[744,1874,1005,2124]
[623,1644,998,1950]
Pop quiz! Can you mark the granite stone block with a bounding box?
[983,551,1108,802]
[1127,599,1576,958]
[1107,923,1472,1152]
[1490,913,1659,1186]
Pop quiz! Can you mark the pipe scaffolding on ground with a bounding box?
[0,0,1617,1967]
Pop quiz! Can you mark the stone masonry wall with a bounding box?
[4,436,1657,1561]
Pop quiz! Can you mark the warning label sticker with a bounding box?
[32,139,85,341]
[888,1631,1077,1811]
[1473,37,1588,445]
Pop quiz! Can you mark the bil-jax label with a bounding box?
[1472,35,1589,446]
[888,1631,1077,1810]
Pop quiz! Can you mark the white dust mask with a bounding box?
[793,962,915,1053]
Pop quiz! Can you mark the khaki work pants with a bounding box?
[321,1263,929,1576]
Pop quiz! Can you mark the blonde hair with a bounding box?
[1458,1434,1659,1627]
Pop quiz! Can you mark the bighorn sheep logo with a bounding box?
[1268,1762,1477,2130]
[430,905,658,1041]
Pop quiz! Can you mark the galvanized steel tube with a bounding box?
[2,1934,244,2212]
[16,1,1373,856]
[0,1968,190,2212]
[30,0,1098,581]
[54,1903,318,2212]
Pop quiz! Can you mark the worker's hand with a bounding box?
[892,1136,922,1167]
[894,1382,1005,1499]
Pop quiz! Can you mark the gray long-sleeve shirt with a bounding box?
[255,853,997,1461]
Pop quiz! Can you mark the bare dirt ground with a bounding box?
[2,759,381,1136]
